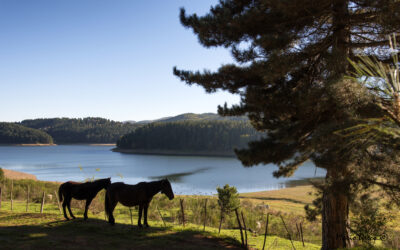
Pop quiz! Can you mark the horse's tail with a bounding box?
[58,184,63,202]
[104,188,110,219]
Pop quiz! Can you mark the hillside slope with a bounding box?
[0,122,53,144]
[20,117,138,144]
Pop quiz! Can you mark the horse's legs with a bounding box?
[62,196,70,220]
[143,203,150,227]
[108,200,118,225]
[138,205,143,228]
[84,198,93,221]
[66,196,76,219]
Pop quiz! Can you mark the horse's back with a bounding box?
[107,182,147,206]
[60,180,102,200]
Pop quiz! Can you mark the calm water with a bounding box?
[0,145,325,194]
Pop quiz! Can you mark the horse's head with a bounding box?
[160,179,174,200]
[101,177,112,189]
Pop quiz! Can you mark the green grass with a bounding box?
[239,185,316,215]
[0,200,320,249]
[2,181,398,249]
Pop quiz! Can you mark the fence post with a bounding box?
[54,190,62,214]
[235,209,245,248]
[179,199,185,227]
[40,191,45,214]
[156,206,166,227]
[203,199,208,231]
[26,186,29,212]
[300,222,305,247]
[241,211,248,249]
[10,180,13,211]
[262,213,270,250]
[280,215,296,250]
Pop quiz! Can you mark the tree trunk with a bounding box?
[321,1,352,248]
[322,169,352,249]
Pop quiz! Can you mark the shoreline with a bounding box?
[0,143,57,146]
[0,143,116,146]
[112,147,236,157]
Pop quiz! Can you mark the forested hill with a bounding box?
[0,123,53,144]
[20,118,138,144]
[126,113,248,124]
[115,120,262,156]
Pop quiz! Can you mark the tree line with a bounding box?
[20,117,138,144]
[0,123,53,144]
[117,120,263,154]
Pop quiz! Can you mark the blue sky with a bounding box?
[0,0,239,122]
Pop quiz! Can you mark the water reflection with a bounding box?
[149,167,211,182]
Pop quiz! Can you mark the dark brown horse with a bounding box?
[58,177,111,220]
[105,179,174,227]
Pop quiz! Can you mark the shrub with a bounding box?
[0,168,4,181]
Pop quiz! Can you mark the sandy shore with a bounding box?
[2,169,38,180]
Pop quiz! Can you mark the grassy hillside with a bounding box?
[1,175,397,249]
[0,175,320,249]
[0,199,319,250]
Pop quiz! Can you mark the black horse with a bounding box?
[58,177,111,220]
[105,179,174,227]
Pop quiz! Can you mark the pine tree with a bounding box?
[173,1,400,249]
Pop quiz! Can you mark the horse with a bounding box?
[58,177,111,221]
[105,179,174,227]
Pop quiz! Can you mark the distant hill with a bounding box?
[0,113,251,145]
[20,117,138,144]
[125,113,248,124]
[0,123,53,144]
[115,119,262,156]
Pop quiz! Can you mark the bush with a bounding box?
[0,168,4,181]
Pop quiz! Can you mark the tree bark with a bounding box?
[322,169,352,249]
[321,1,352,248]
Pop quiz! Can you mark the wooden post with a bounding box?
[179,199,185,227]
[300,222,305,247]
[295,223,300,240]
[235,209,245,248]
[54,190,62,214]
[129,207,133,225]
[280,215,296,250]
[26,186,30,212]
[218,209,223,234]
[241,211,248,249]
[262,213,270,250]
[156,206,166,227]
[40,191,45,214]
[10,180,13,211]
[203,199,208,231]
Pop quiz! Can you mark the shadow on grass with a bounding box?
[0,215,240,250]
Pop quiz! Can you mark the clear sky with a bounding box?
[0,0,239,122]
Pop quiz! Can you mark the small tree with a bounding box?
[0,168,4,182]
[217,184,240,233]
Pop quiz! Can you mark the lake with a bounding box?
[0,145,325,194]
